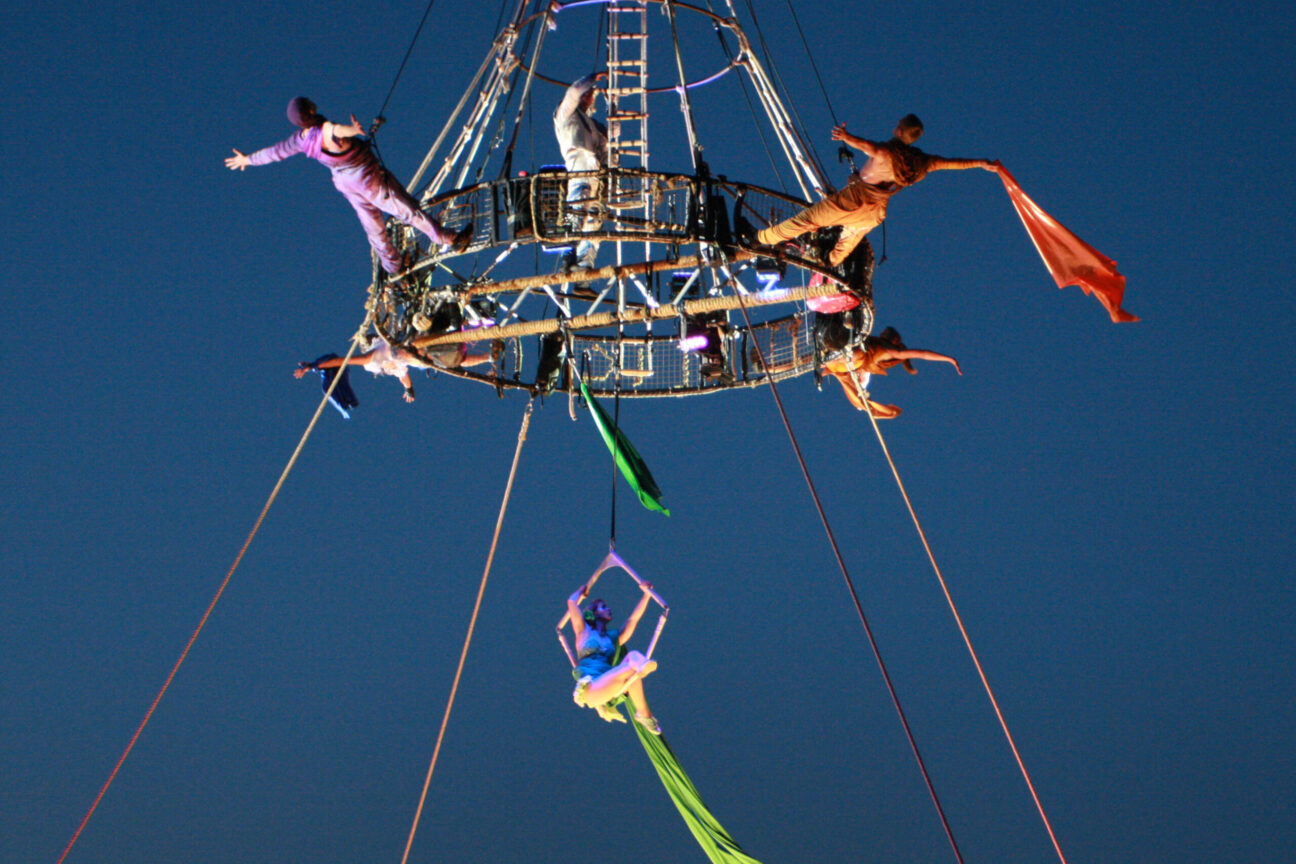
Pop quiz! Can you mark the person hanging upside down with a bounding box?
[566,580,661,735]
[225,97,472,276]
[295,336,493,404]
[824,326,962,418]
[755,115,999,266]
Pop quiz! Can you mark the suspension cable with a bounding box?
[861,401,1072,864]
[732,290,966,864]
[703,1,786,193]
[664,0,705,172]
[609,345,623,547]
[739,0,830,186]
[398,397,536,864]
[780,0,839,125]
[376,0,443,122]
[55,311,376,864]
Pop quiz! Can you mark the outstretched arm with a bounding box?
[617,582,655,646]
[927,155,1001,173]
[328,115,366,139]
[294,350,377,377]
[878,348,963,375]
[227,132,307,170]
[567,583,590,641]
[831,123,881,159]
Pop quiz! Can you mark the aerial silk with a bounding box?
[627,709,764,864]
[998,167,1138,323]
[579,379,670,516]
[307,354,360,418]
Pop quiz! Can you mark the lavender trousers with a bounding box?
[332,165,453,274]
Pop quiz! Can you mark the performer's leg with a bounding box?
[581,652,657,706]
[756,184,866,246]
[368,168,455,247]
[336,174,401,273]
[829,221,878,266]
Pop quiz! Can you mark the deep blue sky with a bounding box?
[4,1,1294,862]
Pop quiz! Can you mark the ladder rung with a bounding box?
[609,112,647,121]
[608,33,647,40]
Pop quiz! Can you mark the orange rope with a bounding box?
[55,317,372,864]
[862,400,1071,864]
[399,397,535,864]
[733,292,966,864]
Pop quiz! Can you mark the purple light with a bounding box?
[677,334,709,352]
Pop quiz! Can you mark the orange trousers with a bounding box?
[756,180,892,265]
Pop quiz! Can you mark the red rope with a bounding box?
[734,293,965,864]
[863,402,1071,864]
[399,397,534,864]
[56,318,373,864]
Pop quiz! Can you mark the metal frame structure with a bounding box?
[369,0,875,398]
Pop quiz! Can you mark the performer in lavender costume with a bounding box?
[225,97,471,275]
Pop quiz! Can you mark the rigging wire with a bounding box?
[376,0,442,123]
[55,312,376,864]
[608,332,625,547]
[399,397,536,864]
[703,0,787,193]
[591,0,607,70]
[730,288,966,864]
[779,0,839,125]
[861,401,1072,864]
[739,0,830,187]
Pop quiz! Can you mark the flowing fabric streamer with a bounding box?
[999,167,1137,323]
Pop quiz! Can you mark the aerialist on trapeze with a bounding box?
[554,71,609,273]
[566,579,662,735]
[755,115,999,266]
[225,97,472,279]
[823,326,961,418]
[295,336,494,404]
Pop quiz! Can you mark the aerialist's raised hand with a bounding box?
[831,123,848,141]
[225,149,250,171]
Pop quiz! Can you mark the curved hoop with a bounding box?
[514,58,738,96]
[515,0,741,94]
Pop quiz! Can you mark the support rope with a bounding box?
[778,0,838,125]
[376,0,442,122]
[861,402,1071,864]
[609,346,623,547]
[55,312,375,864]
[732,290,966,864]
[398,397,536,864]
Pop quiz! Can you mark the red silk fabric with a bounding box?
[999,167,1138,323]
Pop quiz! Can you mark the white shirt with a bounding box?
[554,73,608,173]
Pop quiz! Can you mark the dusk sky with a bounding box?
[4,1,1294,862]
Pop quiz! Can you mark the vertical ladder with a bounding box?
[605,2,649,173]
[605,2,651,320]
